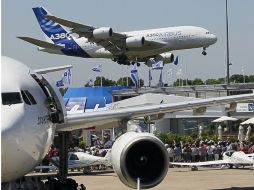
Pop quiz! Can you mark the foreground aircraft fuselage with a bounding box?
[1,57,66,182]
[18,7,217,65]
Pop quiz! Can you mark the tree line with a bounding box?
[84,74,254,87]
[173,74,254,86]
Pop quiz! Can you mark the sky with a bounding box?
[2,0,254,87]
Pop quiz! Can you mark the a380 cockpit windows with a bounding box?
[1,90,37,105]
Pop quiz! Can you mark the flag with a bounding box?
[173,56,179,65]
[92,65,101,72]
[159,69,163,86]
[130,63,139,87]
[149,68,152,87]
[62,68,71,85]
[56,68,71,87]
[152,60,163,70]
[56,79,64,87]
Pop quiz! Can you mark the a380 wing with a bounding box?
[45,15,126,55]
[56,93,254,132]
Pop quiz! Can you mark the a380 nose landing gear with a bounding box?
[202,47,207,56]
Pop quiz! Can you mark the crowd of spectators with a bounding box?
[166,139,254,163]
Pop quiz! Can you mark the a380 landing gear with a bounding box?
[202,47,207,56]
[131,61,140,67]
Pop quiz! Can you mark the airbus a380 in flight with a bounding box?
[2,57,253,189]
[18,7,217,66]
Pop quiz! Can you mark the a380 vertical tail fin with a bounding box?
[33,7,71,44]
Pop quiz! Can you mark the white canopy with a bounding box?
[212,116,238,123]
[240,117,254,125]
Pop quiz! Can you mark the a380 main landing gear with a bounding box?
[202,47,207,56]
[131,61,140,67]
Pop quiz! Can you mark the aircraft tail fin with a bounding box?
[32,7,71,44]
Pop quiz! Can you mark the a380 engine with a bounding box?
[93,27,113,39]
[156,52,174,63]
[111,132,169,189]
[126,36,145,48]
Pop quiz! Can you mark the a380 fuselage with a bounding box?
[40,26,217,61]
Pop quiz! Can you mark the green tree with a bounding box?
[248,75,254,82]
[192,78,204,85]
[94,76,116,86]
[230,74,244,83]
[205,79,222,85]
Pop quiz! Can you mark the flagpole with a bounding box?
[126,65,129,86]
[121,65,124,86]
[101,75,102,87]
[149,68,151,87]
[100,65,102,87]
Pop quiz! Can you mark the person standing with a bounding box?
[167,144,175,162]
[174,144,182,162]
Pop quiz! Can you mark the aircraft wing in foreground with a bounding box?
[56,93,254,132]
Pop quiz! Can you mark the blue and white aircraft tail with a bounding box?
[18,7,91,58]
[32,7,71,44]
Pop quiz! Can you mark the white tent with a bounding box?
[212,116,238,123]
[240,117,254,125]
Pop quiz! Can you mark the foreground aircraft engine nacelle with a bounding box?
[111,131,169,189]
[156,52,174,63]
[93,27,113,39]
[126,36,145,48]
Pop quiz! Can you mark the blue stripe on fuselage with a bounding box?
[58,38,91,58]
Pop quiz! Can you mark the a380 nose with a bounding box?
[210,34,217,44]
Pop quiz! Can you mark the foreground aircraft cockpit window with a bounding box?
[69,154,79,161]
[2,92,22,105]
[21,90,37,105]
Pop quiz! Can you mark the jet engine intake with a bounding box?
[156,52,174,63]
[111,132,168,189]
[126,36,145,48]
[93,27,113,39]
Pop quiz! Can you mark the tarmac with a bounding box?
[70,167,254,190]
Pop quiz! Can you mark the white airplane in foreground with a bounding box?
[35,151,111,173]
[2,56,253,189]
[18,7,217,66]
[170,151,254,170]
